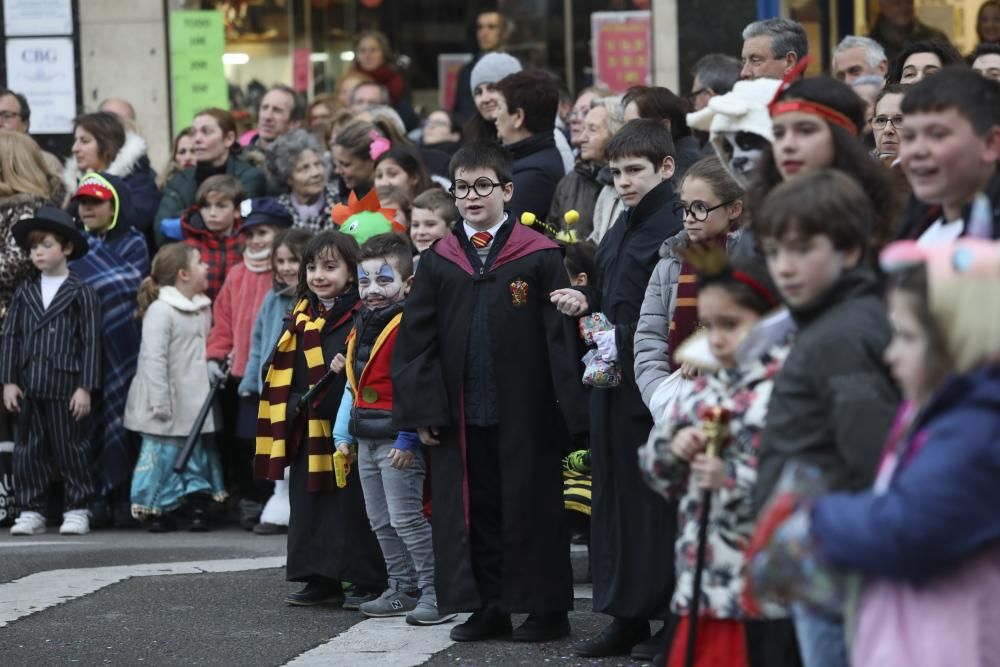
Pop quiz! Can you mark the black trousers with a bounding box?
[13,397,97,513]
[465,425,503,605]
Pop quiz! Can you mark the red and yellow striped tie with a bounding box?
[470,231,493,249]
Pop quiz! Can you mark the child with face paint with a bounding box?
[328,232,454,625]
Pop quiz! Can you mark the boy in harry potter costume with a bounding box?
[391,142,588,643]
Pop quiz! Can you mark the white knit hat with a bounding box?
[470,53,523,94]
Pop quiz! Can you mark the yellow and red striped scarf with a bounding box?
[254,297,354,492]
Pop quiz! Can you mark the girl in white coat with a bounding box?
[125,243,226,532]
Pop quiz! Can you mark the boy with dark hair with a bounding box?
[392,141,588,643]
[753,169,899,667]
[2,208,101,536]
[182,174,246,301]
[897,67,1000,242]
[494,70,566,223]
[331,232,453,626]
[551,118,682,661]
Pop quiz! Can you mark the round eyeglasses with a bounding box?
[450,177,505,199]
[673,198,736,222]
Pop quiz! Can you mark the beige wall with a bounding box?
[78,1,171,171]
[651,0,680,92]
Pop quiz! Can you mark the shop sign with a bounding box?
[592,11,652,93]
[5,37,75,133]
[169,10,228,130]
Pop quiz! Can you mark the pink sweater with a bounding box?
[206,262,273,378]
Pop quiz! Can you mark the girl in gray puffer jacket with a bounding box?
[634,156,755,424]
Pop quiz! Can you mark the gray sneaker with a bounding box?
[359,589,418,617]
[405,598,458,626]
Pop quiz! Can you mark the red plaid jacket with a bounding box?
[181,206,243,302]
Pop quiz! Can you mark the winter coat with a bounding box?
[124,286,215,436]
[69,171,150,488]
[582,179,684,620]
[0,193,48,320]
[811,367,1000,666]
[506,132,566,225]
[634,229,755,410]
[545,161,602,240]
[63,132,162,242]
[238,288,295,396]
[641,343,791,619]
[180,207,243,303]
[206,261,274,379]
[895,162,1000,242]
[154,156,267,244]
[752,266,900,514]
[673,135,704,184]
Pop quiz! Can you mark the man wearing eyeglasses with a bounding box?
[0,89,63,182]
[740,18,809,81]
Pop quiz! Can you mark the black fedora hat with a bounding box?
[12,206,90,261]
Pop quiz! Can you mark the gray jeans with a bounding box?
[357,437,435,599]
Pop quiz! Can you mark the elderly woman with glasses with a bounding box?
[266,128,340,232]
[871,84,908,165]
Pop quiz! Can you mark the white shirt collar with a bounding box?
[462,214,507,246]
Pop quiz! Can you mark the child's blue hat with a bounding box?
[239,197,294,231]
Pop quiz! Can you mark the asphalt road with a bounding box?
[0,527,664,666]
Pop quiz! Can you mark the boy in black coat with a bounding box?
[392,142,588,643]
[1,207,101,536]
[551,119,684,661]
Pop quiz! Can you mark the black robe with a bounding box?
[583,180,683,620]
[392,220,589,614]
[286,295,387,590]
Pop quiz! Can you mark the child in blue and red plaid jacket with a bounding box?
[181,174,244,301]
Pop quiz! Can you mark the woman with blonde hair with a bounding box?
[0,129,62,493]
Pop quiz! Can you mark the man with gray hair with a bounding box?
[689,54,742,111]
[832,36,888,85]
[740,17,809,80]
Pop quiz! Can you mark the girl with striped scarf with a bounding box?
[255,231,386,607]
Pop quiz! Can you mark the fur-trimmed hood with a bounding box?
[63,131,148,193]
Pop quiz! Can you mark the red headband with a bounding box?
[769,99,858,135]
[766,54,858,136]
[732,270,780,309]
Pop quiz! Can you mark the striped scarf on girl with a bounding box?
[254,295,357,492]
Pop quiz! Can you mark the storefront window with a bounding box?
[185,0,649,123]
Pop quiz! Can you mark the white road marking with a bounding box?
[0,556,285,627]
[285,615,469,667]
[0,541,88,547]
[283,583,594,666]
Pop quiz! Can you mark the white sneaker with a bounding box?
[10,511,47,535]
[59,510,91,535]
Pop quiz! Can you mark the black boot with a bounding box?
[148,514,178,533]
[631,623,670,661]
[449,605,513,642]
[512,611,571,642]
[285,582,345,606]
[575,617,649,657]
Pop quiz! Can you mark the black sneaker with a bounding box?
[188,509,211,532]
[342,589,380,611]
[285,582,344,607]
[449,605,513,642]
[512,611,571,642]
[148,514,178,533]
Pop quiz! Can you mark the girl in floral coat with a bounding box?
[639,254,801,667]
